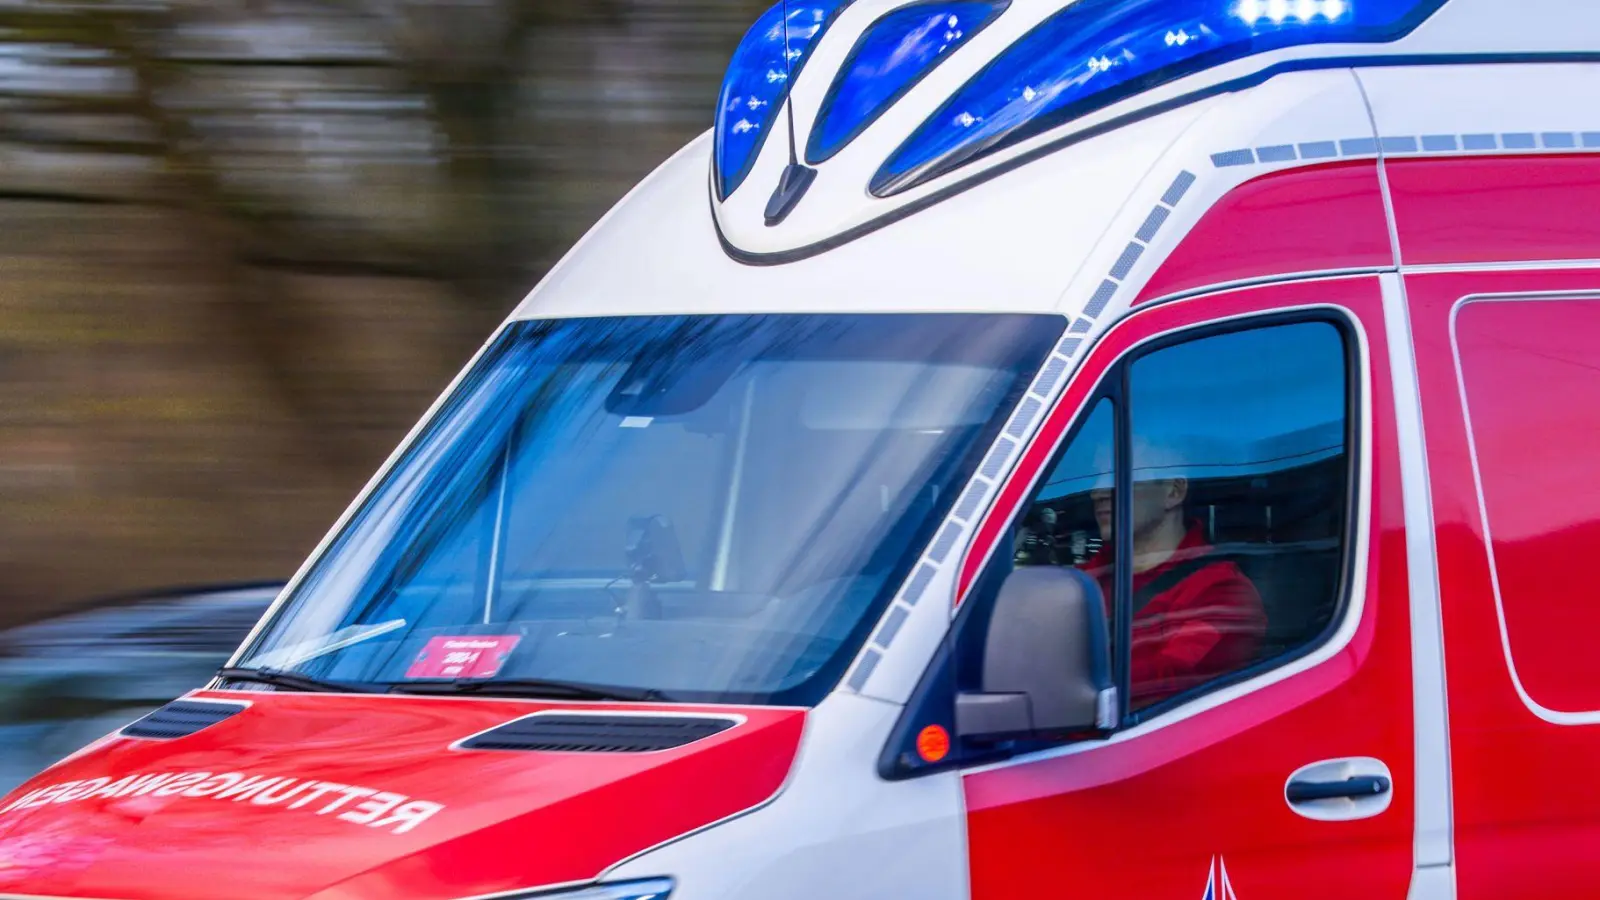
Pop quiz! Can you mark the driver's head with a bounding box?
[1091,477,1187,541]
[1088,435,1190,545]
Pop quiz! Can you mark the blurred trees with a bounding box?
[0,0,762,622]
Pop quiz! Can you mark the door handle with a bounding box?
[1283,758,1394,821]
[1286,774,1391,804]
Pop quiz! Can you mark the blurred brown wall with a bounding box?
[0,0,764,624]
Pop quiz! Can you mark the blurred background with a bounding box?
[0,0,765,789]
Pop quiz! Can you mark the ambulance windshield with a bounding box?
[236,313,1061,705]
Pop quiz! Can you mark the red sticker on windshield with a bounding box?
[406,636,521,680]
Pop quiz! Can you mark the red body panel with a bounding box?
[0,692,805,900]
[963,278,1415,898]
[1408,268,1600,899]
[1388,156,1600,266]
[1453,297,1600,714]
[1135,161,1392,304]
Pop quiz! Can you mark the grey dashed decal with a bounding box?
[1211,149,1255,167]
[1256,144,1296,163]
[1085,279,1119,317]
[928,523,964,564]
[1034,357,1069,395]
[1109,242,1145,280]
[873,606,912,650]
[846,651,881,692]
[1299,140,1339,159]
[1135,207,1170,243]
[980,438,1017,481]
[952,484,988,524]
[902,562,939,606]
[1210,130,1600,172]
[1006,397,1043,439]
[1163,170,1197,205]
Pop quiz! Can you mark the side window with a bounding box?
[1015,399,1114,570]
[1017,318,1351,717]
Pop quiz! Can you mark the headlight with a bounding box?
[487,879,673,900]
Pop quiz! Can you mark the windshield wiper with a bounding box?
[245,619,407,670]
[215,667,368,694]
[389,677,673,703]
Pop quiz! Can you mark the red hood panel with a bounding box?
[0,691,806,900]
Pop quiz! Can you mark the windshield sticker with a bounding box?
[0,772,444,834]
[406,635,521,680]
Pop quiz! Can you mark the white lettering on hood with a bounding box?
[0,771,444,835]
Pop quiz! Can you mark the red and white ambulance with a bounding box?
[3,0,1598,897]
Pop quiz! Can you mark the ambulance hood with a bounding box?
[0,691,806,900]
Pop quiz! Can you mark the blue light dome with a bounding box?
[872,0,1450,197]
[714,0,853,200]
[807,0,1008,165]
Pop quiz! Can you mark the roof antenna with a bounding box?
[765,0,818,226]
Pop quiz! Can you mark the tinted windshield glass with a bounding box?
[239,314,1061,705]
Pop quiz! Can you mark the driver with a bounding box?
[1081,441,1266,709]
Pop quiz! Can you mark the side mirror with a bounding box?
[956,566,1118,743]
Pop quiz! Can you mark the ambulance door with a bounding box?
[955,277,1417,898]
[1408,267,1600,899]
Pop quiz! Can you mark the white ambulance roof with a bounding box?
[514,0,1600,323]
[517,99,1204,319]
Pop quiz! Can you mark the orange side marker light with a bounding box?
[916,724,951,763]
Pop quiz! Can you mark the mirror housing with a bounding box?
[956,566,1117,742]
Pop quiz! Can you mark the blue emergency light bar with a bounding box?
[807,0,1008,165]
[714,0,851,200]
[870,0,1450,196]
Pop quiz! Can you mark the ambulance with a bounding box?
[2,0,1598,896]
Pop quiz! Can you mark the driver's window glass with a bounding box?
[1017,319,1350,716]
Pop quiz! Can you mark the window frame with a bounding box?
[972,307,1366,739]
[1111,309,1363,725]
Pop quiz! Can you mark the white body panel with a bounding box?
[603,692,968,900]
[1359,63,1600,143]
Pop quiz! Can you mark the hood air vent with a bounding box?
[461,714,737,753]
[122,700,246,739]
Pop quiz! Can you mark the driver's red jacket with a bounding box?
[1084,523,1267,708]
